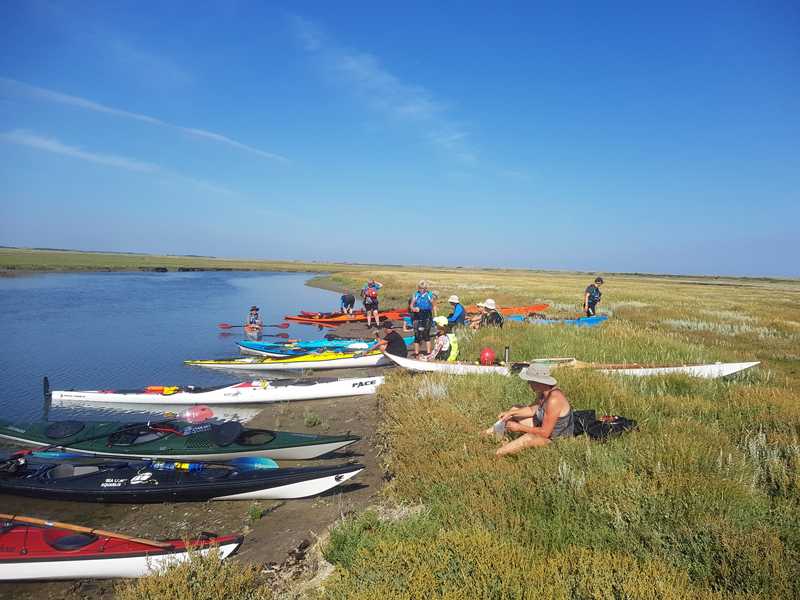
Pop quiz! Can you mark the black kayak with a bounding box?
[0,458,364,503]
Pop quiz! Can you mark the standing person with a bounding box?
[246,306,262,341]
[361,279,383,327]
[447,295,466,325]
[483,363,574,456]
[410,280,435,356]
[340,294,356,317]
[419,317,459,362]
[584,277,604,317]
[357,321,408,358]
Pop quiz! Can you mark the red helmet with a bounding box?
[479,348,495,365]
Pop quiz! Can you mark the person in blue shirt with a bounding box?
[584,277,604,317]
[340,294,356,316]
[447,295,466,325]
[360,279,383,327]
[409,280,436,356]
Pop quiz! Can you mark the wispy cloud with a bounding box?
[0,77,289,163]
[1,129,237,195]
[293,17,476,162]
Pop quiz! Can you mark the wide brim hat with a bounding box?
[448,295,459,303]
[484,299,496,309]
[250,306,259,311]
[519,363,558,385]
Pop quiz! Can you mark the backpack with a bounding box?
[586,285,601,304]
[573,410,637,440]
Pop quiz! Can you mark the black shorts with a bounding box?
[413,311,433,343]
[364,299,379,312]
[341,295,355,310]
[586,303,596,317]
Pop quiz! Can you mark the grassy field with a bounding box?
[316,269,800,599]
[5,249,799,598]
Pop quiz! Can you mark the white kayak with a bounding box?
[385,353,510,375]
[184,350,392,371]
[50,376,385,405]
[529,358,763,378]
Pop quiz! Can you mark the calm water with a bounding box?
[0,271,341,423]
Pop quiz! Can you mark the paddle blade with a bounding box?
[219,324,234,329]
[178,405,213,422]
[275,323,290,329]
[228,457,278,469]
[43,376,51,401]
[276,332,290,338]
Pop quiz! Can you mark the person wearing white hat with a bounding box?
[446,295,466,325]
[418,316,459,362]
[469,298,504,330]
[484,363,574,455]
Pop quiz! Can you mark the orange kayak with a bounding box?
[284,309,408,325]
[464,303,549,316]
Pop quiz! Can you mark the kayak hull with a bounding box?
[505,315,608,327]
[50,376,384,405]
[185,351,393,371]
[528,358,763,378]
[237,337,414,357]
[386,353,510,375]
[0,523,242,581]
[0,461,365,503]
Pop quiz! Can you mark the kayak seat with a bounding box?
[195,468,230,480]
[44,530,99,551]
[212,422,244,447]
[235,429,277,446]
[43,464,101,478]
[109,424,168,446]
[44,420,86,439]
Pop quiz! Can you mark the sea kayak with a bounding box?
[49,376,384,404]
[237,336,414,357]
[505,315,609,327]
[244,324,262,341]
[527,358,763,378]
[0,459,365,502]
[185,350,393,371]
[0,517,242,581]
[284,309,408,325]
[0,419,362,461]
[385,353,511,375]
[464,303,549,316]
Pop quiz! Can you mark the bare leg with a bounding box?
[374,311,380,327]
[496,433,551,455]
[425,340,432,354]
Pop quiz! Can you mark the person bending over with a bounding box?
[340,294,356,317]
[484,363,574,456]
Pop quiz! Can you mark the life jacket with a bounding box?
[484,309,504,328]
[414,291,433,311]
[446,333,458,361]
[248,312,260,325]
[364,285,378,298]
[586,285,602,304]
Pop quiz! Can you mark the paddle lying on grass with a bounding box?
[219,323,290,329]
[10,404,214,459]
[0,513,175,550]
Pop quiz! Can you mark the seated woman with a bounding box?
[484,363,574,455]
[418,317,459,362]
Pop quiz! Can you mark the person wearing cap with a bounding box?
[447,295,466,325]
[484,363,574,455]
[470,299,504,330]
[356,321,407,359]
[410,280,436,356]
[584,277,604,317]
[361,279,383,327]
[419,316,459,362]
[245,306,262,341]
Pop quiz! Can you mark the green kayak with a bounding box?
[0,419,360,461]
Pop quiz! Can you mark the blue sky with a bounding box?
[1,1,798,277]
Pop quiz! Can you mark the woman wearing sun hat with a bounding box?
[447,295,466,325]
[484,363,574,455]
[470,298,504,330]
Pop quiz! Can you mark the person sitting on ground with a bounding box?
[447,295,466,325]
[470,299,504,330]
[419,316,459,362]
[484,363,574,456]
[340,294,356,317]
[410,280,436,356]
[430,290,440,317]
[356,321,407,358]
[584,277,603,317]
[361,279,383,327]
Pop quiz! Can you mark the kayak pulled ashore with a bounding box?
[505,315,609,327]
[50,376,384,404]
[0,459,365,503]
[527,358,763,378]
[237,336,414,357]
[185,350,392,371]
[385,353,511,375]
[284,308,408,325]
[464,303,549,316]
[0,517,242,581]
[0,419,362,461]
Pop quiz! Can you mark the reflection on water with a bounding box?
[0,271,339,423]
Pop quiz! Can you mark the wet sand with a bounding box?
[1,318,398,598]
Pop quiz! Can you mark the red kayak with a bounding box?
[0,514,243,580]
[464,303,549,316]
[285,308,408,325]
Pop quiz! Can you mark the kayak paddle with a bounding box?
[28,451,278,470]
[0,513,175,550]
[219,323,290,329]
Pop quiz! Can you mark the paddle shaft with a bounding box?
[0,513,175,550]
[219,323,289,329]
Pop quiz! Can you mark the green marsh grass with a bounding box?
[318,269,800,598]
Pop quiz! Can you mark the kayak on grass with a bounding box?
[237,336,414,357]
[0,517,242,581]
[385,353,511,375]
[0,458,365,503]
[526,358,764,378]
[185,350,392,371]
[505,315,609,327]
[463,303,549,316]
[0,418,362,461]
[48,376,384,404]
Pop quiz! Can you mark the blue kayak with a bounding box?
[505,315,608,327]
[238,336,415,357]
